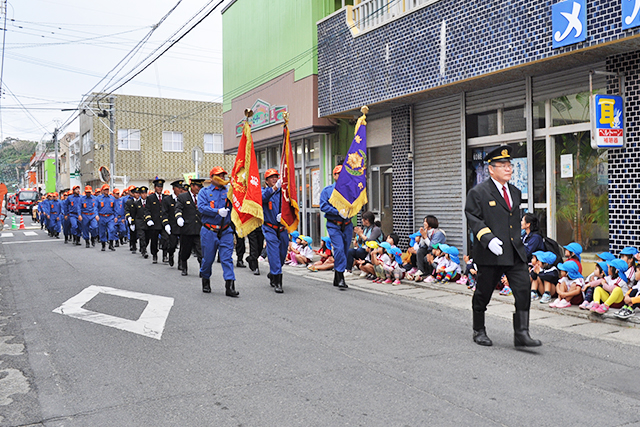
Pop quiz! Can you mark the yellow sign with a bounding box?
[598,99,616,126]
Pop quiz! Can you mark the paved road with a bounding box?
[1,219,640,426]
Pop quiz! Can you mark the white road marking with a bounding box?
[23,231,38,236]
[52,285,174,340]
[1,239,58,245]
[0,233,14,238]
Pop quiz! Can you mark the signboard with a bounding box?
[591,94,625,149]
[552,0,587,49]
[622,0,640,30]
[561,154,574,178]
[235,99,288,137]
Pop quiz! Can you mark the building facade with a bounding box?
[79,93,233,191]
[318,0,640,254]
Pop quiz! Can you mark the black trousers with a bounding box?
[246,227,264,270]
[180,234,202,264]
[164,232,178,254]
[136,228,149,254]
[148,228,161,256]
[235,231,245,259]
[472,260,531,314]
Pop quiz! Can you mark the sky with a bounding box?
[0,0,225,143]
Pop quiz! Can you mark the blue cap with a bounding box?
[379,242,392,251]
[597,252,616,261]
[533,251,556,265]
[321,236,332,250]
[596,261,609,274]
[442,245,459,257]
[620,247,639,256]
[557,261,583,280]
[290,231,300,240]
[409,232,422,246]
[564,242,583,260]
[607,259,630,282]
[302,236,313,245]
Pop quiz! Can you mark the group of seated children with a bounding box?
[404,241,465,285]
[529,242,640,319]
[285,231,314,267]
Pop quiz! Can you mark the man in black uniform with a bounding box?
[124,187,139,253]
[161,180,184,268]
[135,186,150,259]
[465,145,541,348]
[144,178,165,264]
[175,178,203,276]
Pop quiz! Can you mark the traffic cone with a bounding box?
[11,216,17,229]
[19,215,25,229]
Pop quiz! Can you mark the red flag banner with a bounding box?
[280,123,299,233]
[228,122,264,237]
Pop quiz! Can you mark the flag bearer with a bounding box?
[261,168,289,293]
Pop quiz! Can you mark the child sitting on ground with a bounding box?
[591,259,630,314]
[530,251,558,303]
[614,264,640,319]
[550,261,585,308]
[579,261,608,310]
[356,241,378,279]
[403,232,422,274]
[421,243,445,283]
[457,255,477,288]
[287,235,313,266]
[378,242,402,284]
[434,245,461,283]
[563,242,583,273]
[308,236,334,272]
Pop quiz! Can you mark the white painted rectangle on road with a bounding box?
[23,231,38,236]
[53,286,174,340]
[1,233,14,237]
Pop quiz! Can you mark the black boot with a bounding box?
[162,252,168,263]
[253,264,260,276]
[336,271,348,290]
[473,311,493,346]
[225,280,239,297]
[75,235,81,246]
[333,271,340,287]
[91,237,96,247]
[168,254,174,267]
[114,239,119,247]
[64,235,68,244]
[268,272,274,287]
[101,242,106,251]
[152,255,158,264]
[236,259,246,268]
[142,251,149,259]
[86,239,90,248]
[274,274,283,294]
[513,311,542,347]
[202,278,211,293]
[181,263,188,276]
[109,241,115,251]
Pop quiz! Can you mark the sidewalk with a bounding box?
[281,262,640,347]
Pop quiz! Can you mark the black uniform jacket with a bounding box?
[175,192,201,236]
[133,199,148,231]
[161,195,180,235]
[144,192,163,230]
[465,178,527,266]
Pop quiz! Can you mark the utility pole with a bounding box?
[53,127,59,193]
[109,96,115,189]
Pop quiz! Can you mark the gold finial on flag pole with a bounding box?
[244,108,254,120]
[282,112,290,126]
[360,105,369,115]
[355,106,368,134]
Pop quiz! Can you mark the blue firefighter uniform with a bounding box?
[114,195,127,242]
[197,184,235,281]
[79,194,98,242]
[66,193,82,239]
[97,193,116,245]
[48,199,62,236]
[262,185,289,277]
[40,199,50,232]
[61,197,71,239]
[320,182,353,289]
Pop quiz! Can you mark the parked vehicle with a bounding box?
[7,194,16,213]
[14,188,38,214]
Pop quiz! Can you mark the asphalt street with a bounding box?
[1,218,640,426]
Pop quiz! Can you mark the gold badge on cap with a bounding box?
[501,149,508,157]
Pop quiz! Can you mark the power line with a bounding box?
[1,0,8,141]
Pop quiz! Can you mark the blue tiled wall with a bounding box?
[318,0,636,116]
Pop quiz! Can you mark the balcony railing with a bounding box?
[348,0,441,36]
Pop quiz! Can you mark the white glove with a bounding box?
[147,220,154,227]
[276,213,282,223]
[339,210,348,219]
[177,217,184,227]
[165,224,171,235]
[488,237,503,256]
[128,217,133,224]
[275,179,282,189]
[218,207,229,218]
[130,224,135,231]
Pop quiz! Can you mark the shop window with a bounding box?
[533,101,546,129]
[257,150,267,171]
[306,138,320,163]
[466,111,497,138]
[551,92,592,127]
[503,107,526,133]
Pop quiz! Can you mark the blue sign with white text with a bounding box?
[622,0,640,30]
[594,94,625,148]
[552,0,587,49]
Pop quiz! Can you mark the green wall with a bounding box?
[222,0,341,112]
[44,159,56,193]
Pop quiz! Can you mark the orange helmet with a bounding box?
[333,165,343,174]
[264,168,279,179]
[72,185,80,191]
[163,190,170,195]
[101,184,110,191]
[84,186,92,193]
[52,192,58,197]
[210,166,227,176]
[94,189,100,195]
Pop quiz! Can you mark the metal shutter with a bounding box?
[466,80,526,114]
[532,62,606,102]
[413,94,464,249]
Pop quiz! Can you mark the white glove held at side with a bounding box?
[177,217,184,227]
[147,220,154,227]
[218,207,229,218]
[276,213,282,223]
[339,210,348,219]
[130,224,135,231]
[164,224,171,235]
[488,237,503,256]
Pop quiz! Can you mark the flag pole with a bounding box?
[279,112,290,218]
